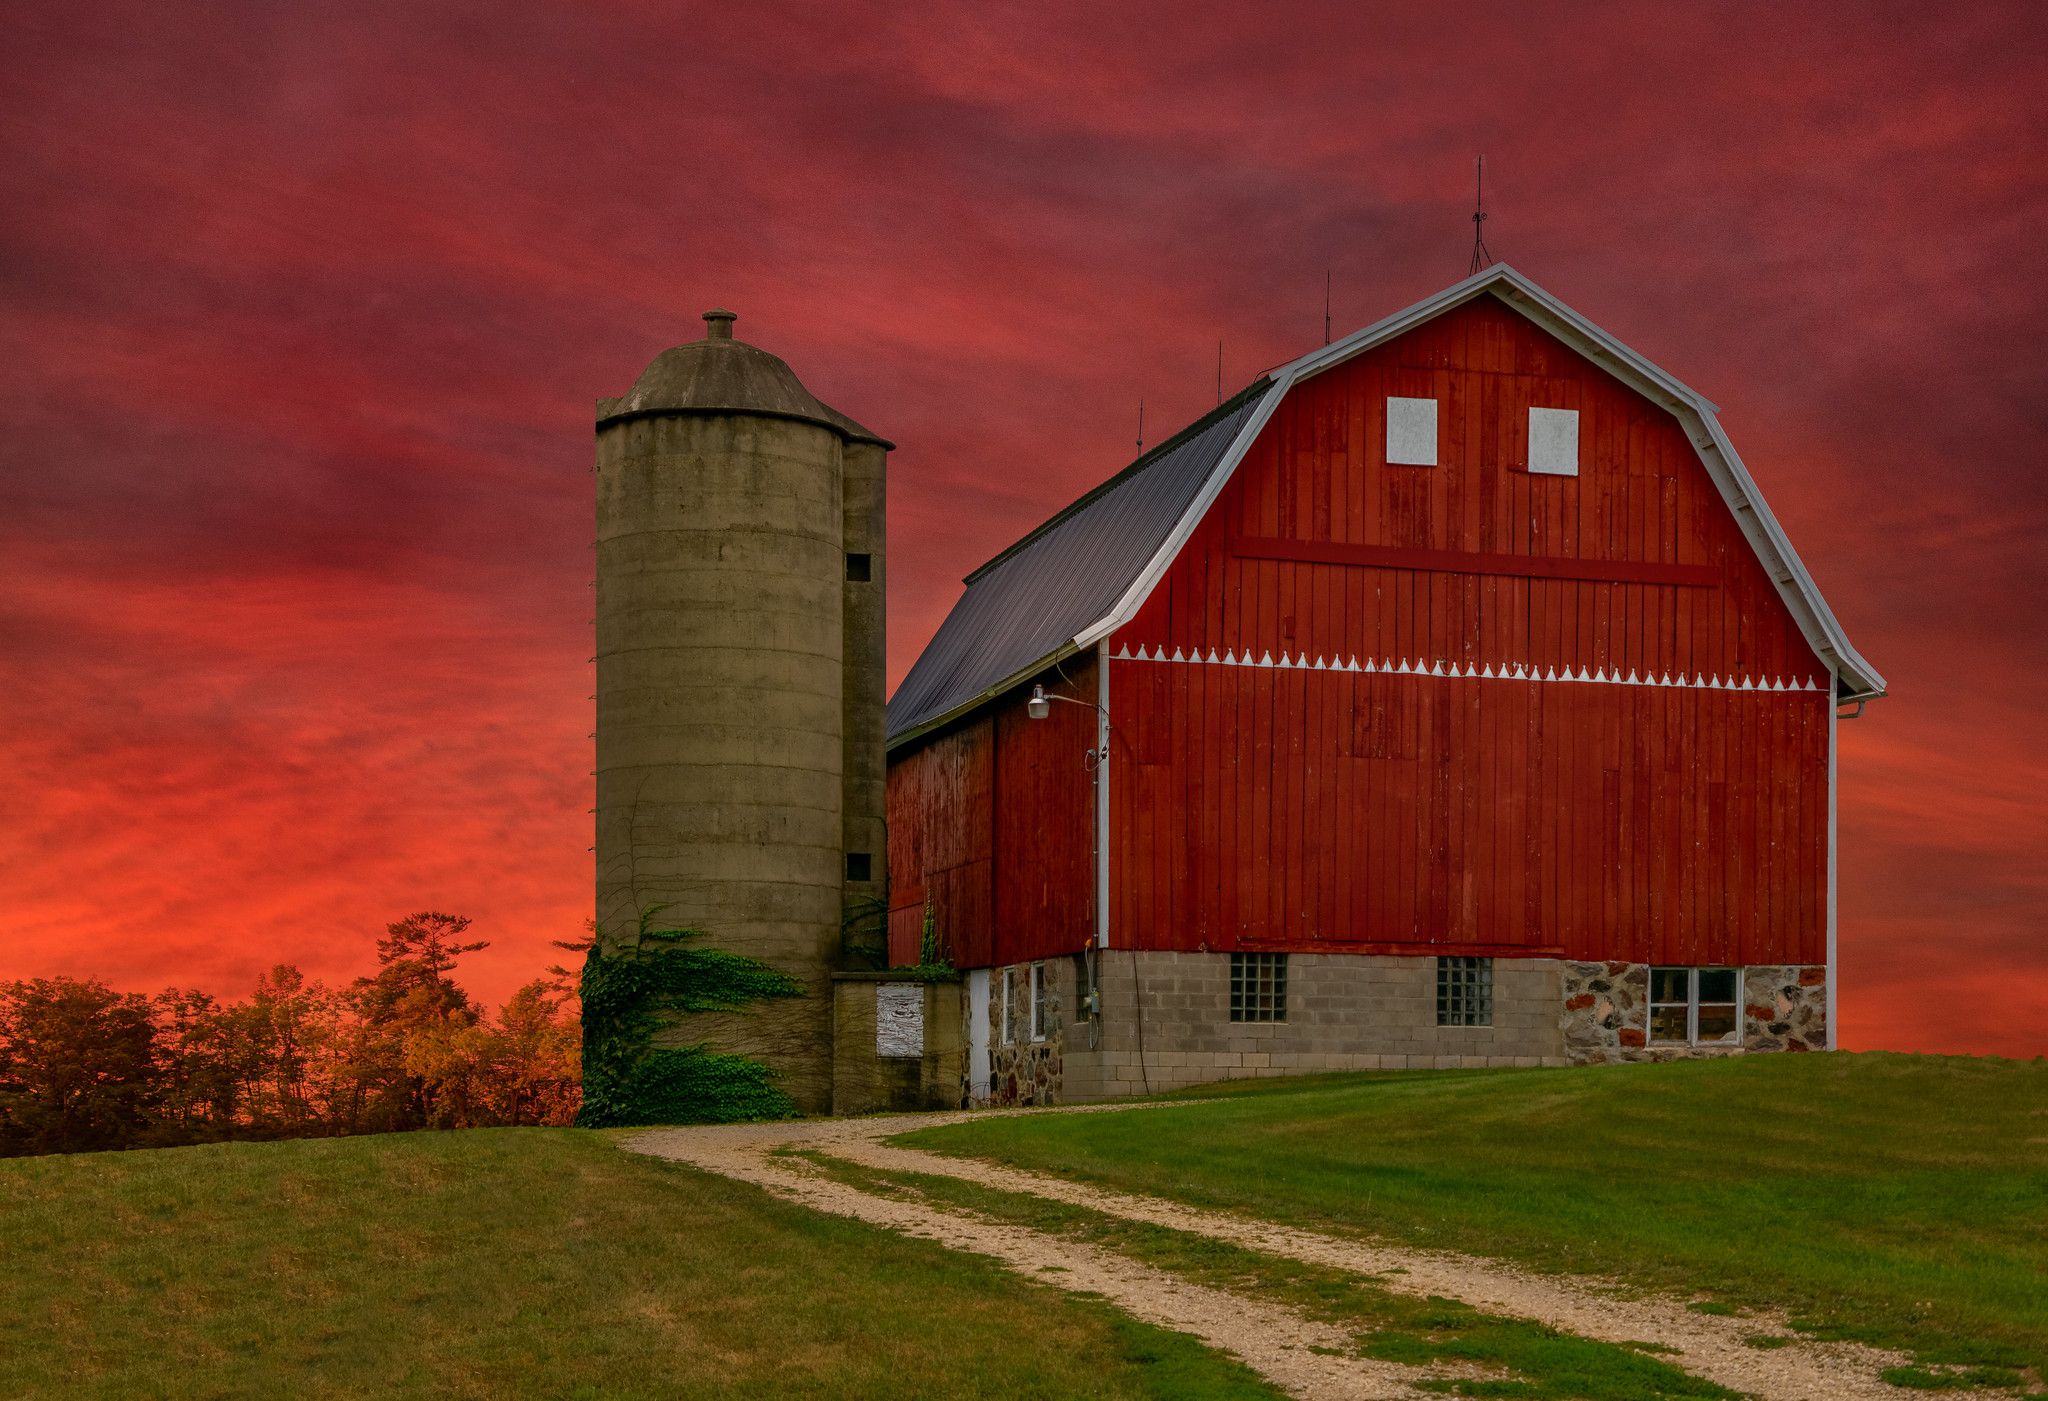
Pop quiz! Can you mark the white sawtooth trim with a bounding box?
[1067,264,1881,702]
[1110,648,1815,692]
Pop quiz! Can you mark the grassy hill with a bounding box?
[1,1127,1276,1400]
[906,1052,2048,1388]
[6,1054,2042,1398]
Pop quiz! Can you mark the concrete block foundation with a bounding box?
[951,950,1832,1105]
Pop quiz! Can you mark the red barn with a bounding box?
[885,265,1883,1104]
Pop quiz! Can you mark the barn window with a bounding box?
[1029,963,1051,1042]
[1436,957,1493,1026]
[1229,953,1288,1022]
[1385,396,1438,466]
[1649,967,1740,1046]
[998,967,1013,1045]
[1528,407,1579,476]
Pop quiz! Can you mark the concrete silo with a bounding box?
[594,310,888,1114]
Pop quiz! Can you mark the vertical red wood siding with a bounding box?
[886,657,1096,966]
[1107,297,1829,966]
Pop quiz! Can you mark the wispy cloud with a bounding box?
[1,0,2042,1050]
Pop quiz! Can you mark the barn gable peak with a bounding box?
[887,265,1882,751]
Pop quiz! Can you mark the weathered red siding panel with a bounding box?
[991,659,1097,963]
[1108,296,1828,966]
[885,717,994,967]
[886,658,1096,968]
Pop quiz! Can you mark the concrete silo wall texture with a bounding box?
[593,312,888,1114]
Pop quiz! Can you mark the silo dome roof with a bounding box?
[596,309,891,447]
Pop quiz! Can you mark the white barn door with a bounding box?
[967,968,991,1105]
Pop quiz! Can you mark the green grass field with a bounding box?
[798,1149,1740,1401]
[1,1128,1279,1400]
[904,1053,2048,1387]
[8,1055,2042,1399]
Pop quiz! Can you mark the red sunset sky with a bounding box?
[2,2,2043,1055]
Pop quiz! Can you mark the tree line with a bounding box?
[0,913,581,1158]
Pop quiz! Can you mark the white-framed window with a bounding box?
[1528,407,1579,476]
[997,967,1013,1045]
[1029,963,1051,1042]
[1386,396,1438,466]
[1649,967,1740,1046]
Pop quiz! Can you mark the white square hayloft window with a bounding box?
[1386,396,1438,466]
[1528,407,1579,476]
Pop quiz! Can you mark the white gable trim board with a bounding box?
[1074,264,1883,703]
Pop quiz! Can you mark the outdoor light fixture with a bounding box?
[1025,681,1113,772]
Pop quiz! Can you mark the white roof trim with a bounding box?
[1075,263,1883,700]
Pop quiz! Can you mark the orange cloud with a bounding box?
[1,0,2043,1052]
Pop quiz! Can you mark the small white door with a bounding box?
[967,968,991,1105]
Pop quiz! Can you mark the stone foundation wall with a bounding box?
[1561,961,1828,1064]
[967,958,1071,1106]
[1744,966,1828,1052]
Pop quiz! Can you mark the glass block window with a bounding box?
[1229,953,1288,1022]
[1436,957,1493,1026]
[1650,967,1741,1046]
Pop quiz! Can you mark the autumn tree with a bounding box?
[228,965,341,1138]
[149,988,245,1144]
[1,914,582,1157]
[0,978,163,1156]
[484,980,581,1126]
[340,912,489,1132]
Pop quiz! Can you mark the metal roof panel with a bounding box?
[885,383,1276,745]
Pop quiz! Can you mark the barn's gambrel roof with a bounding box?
[885,381,1276,745]
[887,264,1884,749]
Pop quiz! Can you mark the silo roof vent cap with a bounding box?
[596,308,892,448]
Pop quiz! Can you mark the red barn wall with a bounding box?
[886,658,1097,967]
[1107,295,1830,966]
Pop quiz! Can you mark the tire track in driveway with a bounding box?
[629,1105,1923,1401]
[631,1118,1448,1400]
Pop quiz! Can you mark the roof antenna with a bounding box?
[1136,398,1145,453]
[1215,341,1223,405]
[1323,271,1332,345]
[1468,155,1494,275]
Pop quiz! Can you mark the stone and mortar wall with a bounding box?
[1560,961,1828,1064]
[1066,951,1568,1100]
[1744,966,1828,1052]
[964,958,1072,1107]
